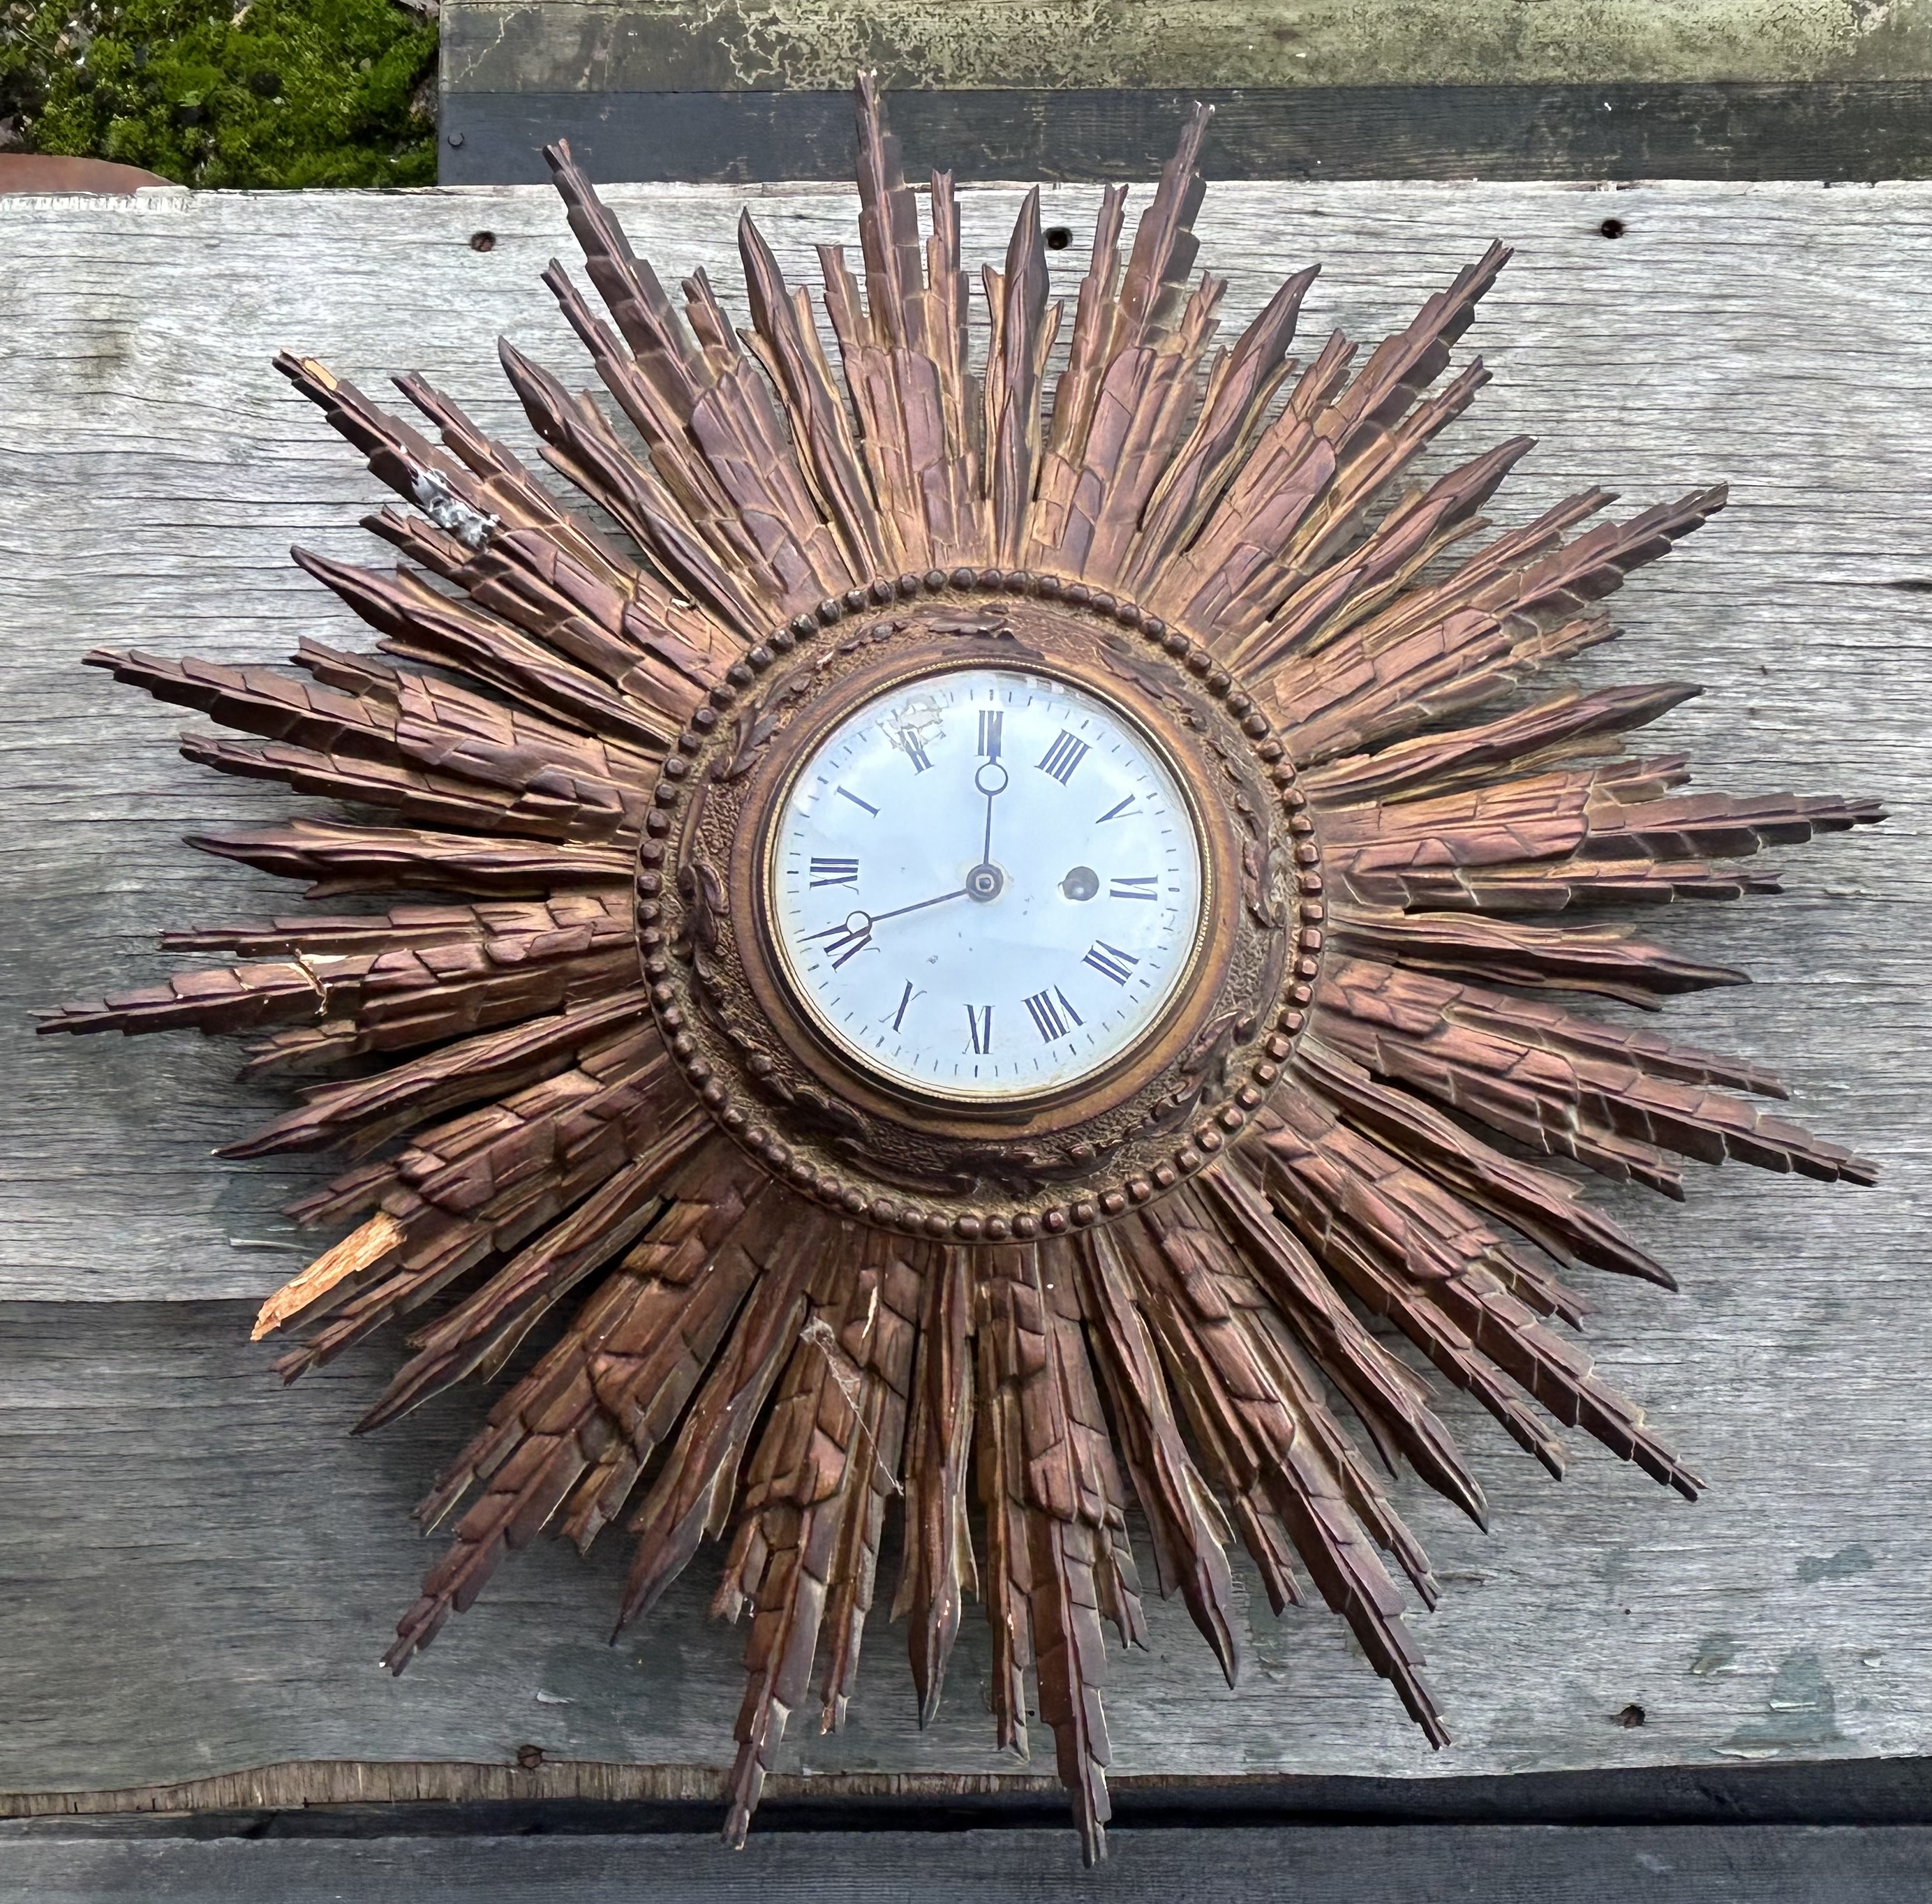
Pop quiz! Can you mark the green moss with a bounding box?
[1,0,438,186]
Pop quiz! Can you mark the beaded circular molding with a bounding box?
[641,570,1324,1239]
[43,76,1881,1869]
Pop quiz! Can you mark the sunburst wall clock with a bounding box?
[41,77,1880,1864]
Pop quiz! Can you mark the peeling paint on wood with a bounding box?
[441,0,1932,95]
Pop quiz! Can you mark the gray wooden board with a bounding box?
[5,1824,1932,1904]
[1,179,1929,1795]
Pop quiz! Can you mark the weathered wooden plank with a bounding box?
[437,82,1932,186]
[0,180,1927,1797]
[2,1286,1926,1787]
[4,178,1924,1282]
[442,0,1932,94]
[5,1824,1931,1904]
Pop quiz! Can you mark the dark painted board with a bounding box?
[439,82,1932,185]
[6,1824,1932,1904]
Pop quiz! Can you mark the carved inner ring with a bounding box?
[637,573,1323,1243]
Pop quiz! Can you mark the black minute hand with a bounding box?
[869,887,969,925]
[803,886,969,967]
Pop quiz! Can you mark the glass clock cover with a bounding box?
[767,666,1207,1101]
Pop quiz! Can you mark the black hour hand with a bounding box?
[803,886,968,971]
[805,910,875,967]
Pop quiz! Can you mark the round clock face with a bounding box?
[766,664,1208,1103]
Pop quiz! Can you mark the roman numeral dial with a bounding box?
[767,663,1205,1101]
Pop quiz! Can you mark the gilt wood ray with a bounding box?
[38,80,1882,1863]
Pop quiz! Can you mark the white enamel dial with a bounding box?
[767,665,1206,1101]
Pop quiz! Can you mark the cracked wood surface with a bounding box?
[0,179,1927,1795]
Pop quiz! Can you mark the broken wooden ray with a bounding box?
[41,73,1880,1869]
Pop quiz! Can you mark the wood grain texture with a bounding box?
[1,178,1929,1797]
[5,1823,1932,1904]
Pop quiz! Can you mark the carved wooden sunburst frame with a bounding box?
[43,78,1880,1863]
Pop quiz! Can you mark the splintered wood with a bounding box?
[252,1210,403,1339]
